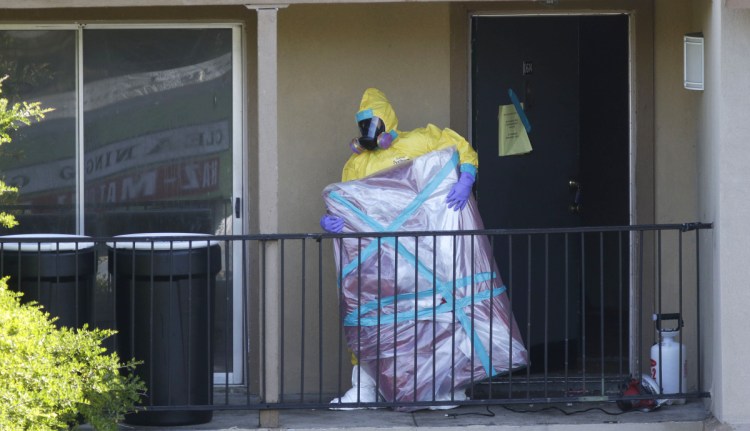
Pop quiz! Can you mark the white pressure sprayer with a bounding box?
[650,313,687,405]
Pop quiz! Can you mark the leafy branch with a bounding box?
[0,75,53,228]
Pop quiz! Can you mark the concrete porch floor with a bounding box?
[111,400,711,431]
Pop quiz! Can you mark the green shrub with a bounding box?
[0,277,145,431]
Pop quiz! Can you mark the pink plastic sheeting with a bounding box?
[322,148,528,410]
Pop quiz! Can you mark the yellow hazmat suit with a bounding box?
[341,88,478,182]
[334,88,478,367]
[327,88,479,406]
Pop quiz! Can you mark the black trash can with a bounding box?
[0,234,96,329]
[108,233,221,427]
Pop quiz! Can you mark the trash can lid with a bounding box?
[0,234,95,251]
[108,233,218,250]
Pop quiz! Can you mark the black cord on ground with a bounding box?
[445,405,495,418]
[498,404,633,416]
[445,404,638,418]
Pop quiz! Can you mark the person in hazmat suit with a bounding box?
[320,87,479,408]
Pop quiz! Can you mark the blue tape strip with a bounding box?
[344,272,497,326]
[459,163,477,177]
[331,151,459,281]
[450,286,499,376]
[431,271,498,376]
[344,278,504,377]
[355,109,374,123]
[508,88,532,133]
[385,151,459,232]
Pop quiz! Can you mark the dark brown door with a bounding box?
[471,15,630,374]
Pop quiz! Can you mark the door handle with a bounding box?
[569,179,582,214]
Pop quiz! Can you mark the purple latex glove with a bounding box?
[446,172,475,211]
[320,214,344,233]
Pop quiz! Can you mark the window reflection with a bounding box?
[83,29,233,237]
[0,27,238,376]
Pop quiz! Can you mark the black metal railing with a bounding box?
[0,223,711,417]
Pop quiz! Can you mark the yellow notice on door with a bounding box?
[498,104,532,157]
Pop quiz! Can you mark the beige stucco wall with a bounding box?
[697,0,719,421]
[654,2,699,225]
[276,3,452,235]
[652,0,701,392]
[707,3,750,427]
[690,0,750,427]
[690,0,717,424]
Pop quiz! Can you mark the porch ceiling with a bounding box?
[0,0,536,7]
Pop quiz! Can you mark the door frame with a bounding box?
[467,11,641,376]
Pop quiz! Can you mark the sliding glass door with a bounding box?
[0,25,245,384]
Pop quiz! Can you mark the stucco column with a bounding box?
[711,3,750,427]
[253,5,284,234]
[247,4,286,428]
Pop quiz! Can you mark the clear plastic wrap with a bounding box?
[323,147,527,410]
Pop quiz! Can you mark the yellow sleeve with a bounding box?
[432,125,479,175]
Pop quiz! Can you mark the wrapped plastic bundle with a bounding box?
[323,147,527,410]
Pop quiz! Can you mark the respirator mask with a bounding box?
[349,116,394,154]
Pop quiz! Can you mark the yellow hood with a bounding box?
[355,88,399,133]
